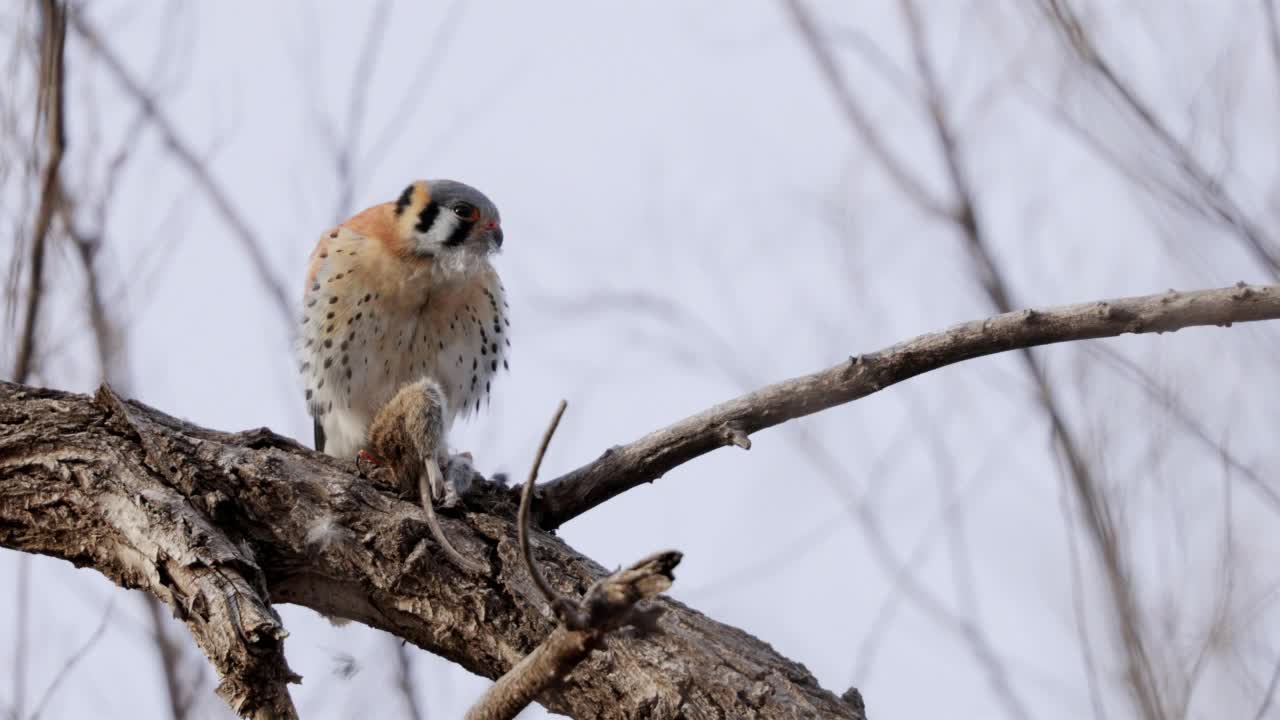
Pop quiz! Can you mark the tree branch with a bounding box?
[781,0,953,221]
[67,11,296,334]
[0,383,862,720]
[12,0,67,385]
[536,283,1280,530]
[466,399,682,719]
[466,551,681,720]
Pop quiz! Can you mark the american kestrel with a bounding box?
[299,179,509,485]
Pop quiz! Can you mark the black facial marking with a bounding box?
[394,184,414,215]
[444,216,474,247]
[415,201,440,233]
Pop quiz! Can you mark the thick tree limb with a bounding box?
[536,283,1280,529]
[0,383,862,720]
[1,385,299,717]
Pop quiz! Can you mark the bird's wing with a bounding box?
[301,221,380,428]
[313,419,326,452]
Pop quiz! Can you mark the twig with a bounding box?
[899,3,1165,715]
[28,600,115,719]
[519,400,571,618]
[68,11,296,334]
[360,0,469,183]
[464,551,681,720]
[1255,652,1280,720]
[536,283,1280,530]
[1035,0,1280,279]
[1266,0,1280,101]
[781,0,953,221]
[459,402,683,720]
[12,0,66,385]
[10,6,65,717]
[393,640,422,720]
[329,0,391,222]
[144,595,191,720]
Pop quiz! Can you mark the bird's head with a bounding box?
[394,179,503,271]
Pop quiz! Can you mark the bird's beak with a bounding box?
[486,224,504,251]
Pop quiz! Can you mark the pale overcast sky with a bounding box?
[3,1,1279,718]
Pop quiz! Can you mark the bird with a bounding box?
[298,179,509,488]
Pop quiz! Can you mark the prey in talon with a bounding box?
[298,178,509,573]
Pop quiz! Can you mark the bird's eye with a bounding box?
[453,202,479,222]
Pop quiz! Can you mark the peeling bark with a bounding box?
[0,383,863,720]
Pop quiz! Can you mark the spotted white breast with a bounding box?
[298,203,509,459]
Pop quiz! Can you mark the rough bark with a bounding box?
[466,551,681,720]
[0,383,863,720]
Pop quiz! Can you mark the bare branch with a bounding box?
[392,641,423,720]
[857,5,1181,713]
[361,0,469,184]
[329,0,391,221]
[11,0,67,385]
[465,551,681,720]
[1256,652,1280,720]
[144,595,193,720]
[1035,0,1280,279]
[68,11,296,333]
[781,0,953,220]
[537,283,1280,529]
[27,600,114,719]
[1265,1,1280,92]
